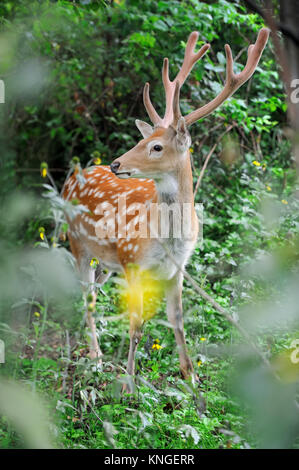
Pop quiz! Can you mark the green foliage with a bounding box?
[0,0,285,187]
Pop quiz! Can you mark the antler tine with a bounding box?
[172,81,181,125]
[143,82,163,127]
[143,32,210,128]
[176,33,210,86]
[185,28,270,126]
[162,57,177,126]
[162,57,170,88]
[162,34,210,126]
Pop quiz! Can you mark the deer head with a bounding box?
[110,28,270,181]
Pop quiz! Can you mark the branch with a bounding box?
[193,142,217,198]
[152,233,278,377]
[243,0,299,46]
[193,124,235,198]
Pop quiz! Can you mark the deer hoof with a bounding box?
[180,359,194,379]
[89,350,102,366]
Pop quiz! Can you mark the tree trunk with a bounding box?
[280,0,299,166]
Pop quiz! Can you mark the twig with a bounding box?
[193,142,217,198]
[146,217,274,375]
[104,313,127,322]
[193,124,234,197]
[62,329,70,394]
[15,168,66,172]
[154,235,275,375]
[234,47,247,63]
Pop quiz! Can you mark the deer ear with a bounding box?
[175,117,191,151]
[176,116,187,135]
[135,119,154,138]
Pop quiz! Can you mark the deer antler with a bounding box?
[184,28,270,126]
[143,32,210,128]
[143,28,270,128]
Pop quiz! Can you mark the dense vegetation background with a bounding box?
[0,0,299,449]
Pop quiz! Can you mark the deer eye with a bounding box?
[153,144,163,152]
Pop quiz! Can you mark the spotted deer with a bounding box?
[63,28,269,387]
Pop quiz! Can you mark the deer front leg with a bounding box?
[124,268,144,392]
[79,257,102,364]
[85,291,102,363]
[165,272,193,378]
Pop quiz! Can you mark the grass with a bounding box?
[0,271,255,450]
[1,157,297,449]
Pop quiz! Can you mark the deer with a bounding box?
[63,28,269,390]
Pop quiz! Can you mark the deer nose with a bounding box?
[110,161,120,174]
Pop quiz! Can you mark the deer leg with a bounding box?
[79,256,102,364]
[165,272,193,378]
[67,236,102,362]
[85,292,102,363]
[127,332,143,378]
[123,268,143,392]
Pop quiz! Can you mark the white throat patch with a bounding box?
[155,174,178,195]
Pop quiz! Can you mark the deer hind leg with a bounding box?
[165,272,193,379]
[124,266,144,391]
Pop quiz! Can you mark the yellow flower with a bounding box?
[266,185,272,191]
[34,312,40,318]
[91,151,101,165]
[152,339,161,349]
[281,199,288,205]
[40,162,48,178]
[252,160,261,167]
[38,227,45,240]
[90,257,99,268]
[200,337,206,342]
[189,148,194,153]
[197,361,202,367]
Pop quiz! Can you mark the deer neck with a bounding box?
[148,152,196,255]
[154,152,194,207]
